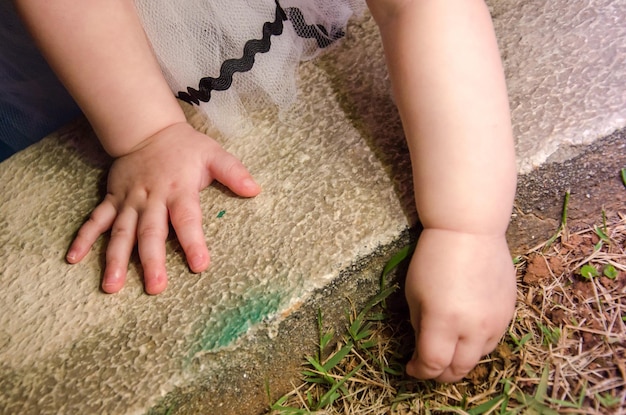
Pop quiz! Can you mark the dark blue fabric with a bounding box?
[0,138,14,162]
[0,2,81,162]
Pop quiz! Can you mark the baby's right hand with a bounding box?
[404,228,517,382]
[66,122,261,294]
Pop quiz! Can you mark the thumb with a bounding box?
[208,152,261,198]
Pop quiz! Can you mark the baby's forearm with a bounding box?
[370,0,516,235]
[15,0,185,157]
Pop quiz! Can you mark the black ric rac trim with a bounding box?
[177,0,345,105]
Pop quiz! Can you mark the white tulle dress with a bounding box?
[0,0,364,160]
[134,0,365,136]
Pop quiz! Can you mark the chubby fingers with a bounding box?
[406,322,491,383]
[66,196,138,293]
[66,196,135,294]
[102,206,138,293]
[66,196,117,264]
[406,325,456,380]
[168,193,210,273]
[208,151,261,198]
[136,201,169,295]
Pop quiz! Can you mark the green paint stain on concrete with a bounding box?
[189,290,283,358]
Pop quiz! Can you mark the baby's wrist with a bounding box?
[420,226,508,241]
[103,120,190,159]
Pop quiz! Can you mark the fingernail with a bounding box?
[190,255,207,272]
[102,271,121,290]
[243,178,259,189]
[66,251,76,262]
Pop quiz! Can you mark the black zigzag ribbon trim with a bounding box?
[177,0,287,105]
[177,0,345,105]
[284,7,345,48]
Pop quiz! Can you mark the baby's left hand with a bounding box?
[404,228,517,382]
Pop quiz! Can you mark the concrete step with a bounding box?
[1,1,625,414]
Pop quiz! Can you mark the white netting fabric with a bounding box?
[133,0,365,137]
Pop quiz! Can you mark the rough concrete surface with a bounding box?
[492,0,626,172]
[1,2,625,414]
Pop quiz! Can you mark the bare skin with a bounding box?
[66,122,260,294]
[16,0,517,381]
[15,0,261,296]
[367,0,517,382]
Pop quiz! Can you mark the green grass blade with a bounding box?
[367,312,388,321]
[302,377,328,385]
[352,323,374,341]
[305,356,327,374]
[271,394,290,407]
[381,244,415,280]
[320,332,333,350]
[317,309,334,359]
[316,362,365,409]
[545,397,583,409]
[383,365,404,376]
[348,317,364,339]
[356,285,398,322]
[359,339,378,349]
[594,226,610,242]
[271,405,310,415]
[322,343,353,372]
[545,190,570,248]
[535,364,551,403]
[578,381,587,407]
[467,395,505,415]
[380,244,414,307]
[316,391,342,410]
[305,356,335,385]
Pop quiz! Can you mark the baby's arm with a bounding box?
[367,0,517,382]
[15,0,260,294]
